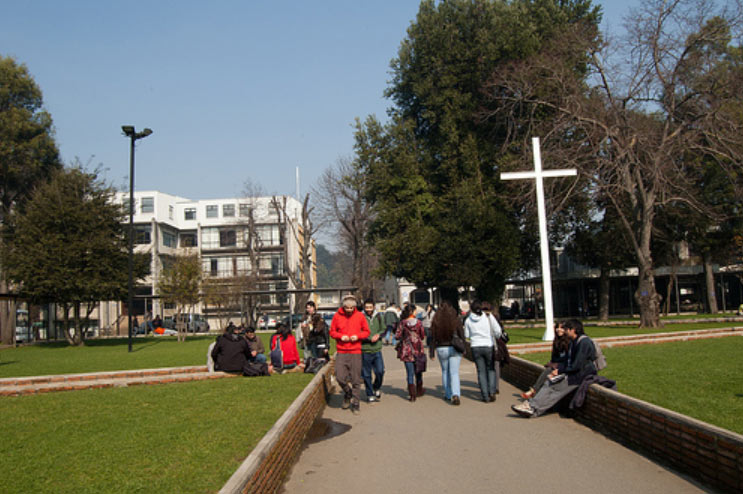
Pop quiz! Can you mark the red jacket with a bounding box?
[271,333,300,366]
[329,307,370,354]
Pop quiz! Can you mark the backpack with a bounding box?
[270,335,284,369]
[578,335,606,371]
[303,357,327,374]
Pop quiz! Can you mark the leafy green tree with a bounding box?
[363,0,600,305]
[1,167,148,345]
[158,252,202,342]
[0,55,62,344]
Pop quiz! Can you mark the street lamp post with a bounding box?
[122,125,153,352]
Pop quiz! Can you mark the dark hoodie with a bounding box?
[211,332,251,372]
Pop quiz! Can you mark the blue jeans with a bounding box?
[252,353,267,364]
[436,346,462,400]
[471,346,496,401]
[385,325,397,345]
[404,361,422,385]
[362,351,385,397]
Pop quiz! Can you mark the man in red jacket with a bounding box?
[330,294,370,415]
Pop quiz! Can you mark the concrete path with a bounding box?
[282,346,708,493]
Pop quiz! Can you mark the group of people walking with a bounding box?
[330,295,510,414]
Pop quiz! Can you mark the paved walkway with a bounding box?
[282,346,707,493]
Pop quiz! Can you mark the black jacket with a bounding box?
[558,335,597,386]
[211,333,251,372]
[305,314,329,347]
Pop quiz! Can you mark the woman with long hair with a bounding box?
[430,301,465,405]
[520,322,571,399]
[395,304,427,402]
[270,323,302,372]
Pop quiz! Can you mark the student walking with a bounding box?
[361,300,386,403]
[330,295,370,415]
[430,301,465,405]
[465,300,501,402]
[383,303,399,346]
[395,304,427,402]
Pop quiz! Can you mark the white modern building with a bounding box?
[95,190,315,333]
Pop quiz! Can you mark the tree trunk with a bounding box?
[598,266,610,321]
[62,303,74,345]
[635,263,662,328]
[703,253,718,314]
[0,277,17,346]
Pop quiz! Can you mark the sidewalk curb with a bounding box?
[219,360,336,494]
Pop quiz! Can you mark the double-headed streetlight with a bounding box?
[122,125,153,352]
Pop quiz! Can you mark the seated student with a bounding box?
[245,326,267,363]
[512,319,596,418]
[270,324,303,372]
[211,323,270,376]
[520,322,571,399]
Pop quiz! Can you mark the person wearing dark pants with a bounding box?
[361,300,386,402]
[330,295,370,414]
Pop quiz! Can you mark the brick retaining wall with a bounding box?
[218,361,335,494]
[502,357,743,493]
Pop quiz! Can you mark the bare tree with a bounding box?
[483,0,743,327]
[313,156,379,300]
[158,252,202,342]
[270,194,322,312]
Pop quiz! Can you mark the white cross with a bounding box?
[500,137,576,341]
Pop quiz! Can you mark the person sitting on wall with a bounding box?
[211,323,270,376]
[270,324,303,373]
[519,322,571,400]
[245,326,267,364]
[511,319,596,418]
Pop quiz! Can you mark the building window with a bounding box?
[134,225,151,245]
[201,227,219,249]
[141,197,154,213]
[210,259,218,277]
[180,233,197,247]
[256,225,281,246]
[206,205,218,218]
[239,204,251,217]
[184,208,196,220]
[223,204,235,217]
[162,230,176,248]
[259,253,284,276]
[169,205,174,220]
[220,229,236,247]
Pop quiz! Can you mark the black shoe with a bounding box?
[451,396,460,406]
[489,393,496,402]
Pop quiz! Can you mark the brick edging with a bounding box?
[218,360,336,494]
[502,357,743,492]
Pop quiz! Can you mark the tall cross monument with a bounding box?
[500,137,576,341]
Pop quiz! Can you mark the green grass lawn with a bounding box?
[520,336,743,434]
[505,321,739,345]
[0,333,331,378]
[0,373,313,494]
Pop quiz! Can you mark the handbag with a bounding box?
[269,335,284,368]
[414,352,427,373]
[451,330,466,354]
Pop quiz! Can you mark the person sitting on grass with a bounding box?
[270,324,303,373]
[245,326,267,364]
[211,323,271,376]
[511,319,596,418]
[520,321,571,400]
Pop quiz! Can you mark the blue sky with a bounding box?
[1,1,637,201]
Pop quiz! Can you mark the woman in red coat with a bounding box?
[270,324,303,372]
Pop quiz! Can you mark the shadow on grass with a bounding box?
[0,360,18,367]
[29,335,215,351]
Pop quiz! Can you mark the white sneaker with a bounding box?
[368,396,378,403]
[374,390,381,399]
[511,401,535,417]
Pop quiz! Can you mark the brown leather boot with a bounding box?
[408,383,417,402]
[416,380,425,397]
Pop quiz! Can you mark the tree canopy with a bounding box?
[0,167,149,345]
[361,0,601,304]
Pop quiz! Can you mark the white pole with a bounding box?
[532,138,555,341]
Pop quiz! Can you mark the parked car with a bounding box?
[259,315,278,330]
[164,313,209,333]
